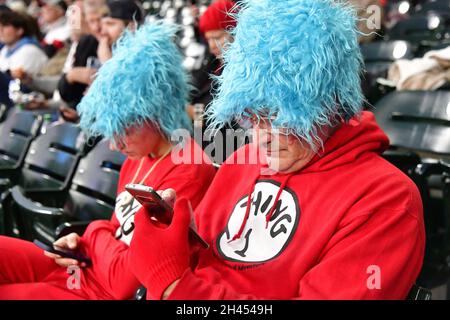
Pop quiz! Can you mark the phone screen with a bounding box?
[125,184,173,223]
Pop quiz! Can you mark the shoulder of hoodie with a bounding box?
[339,152,423,223]
[120,139,216,183]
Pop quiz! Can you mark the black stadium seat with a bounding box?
[5,139,125,243]
[361,40,414,104]
[374,90,450,156]
[415,0,450,15]
[0,110,41,174]
[361,40,415,63]
[0,122,86,238]
[387,13,449,48]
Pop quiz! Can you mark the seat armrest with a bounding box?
[10,186,64,217]
[55,221,90,238]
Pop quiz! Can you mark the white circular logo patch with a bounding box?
[217,180,300,263]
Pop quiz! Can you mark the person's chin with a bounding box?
[123,152,138,159]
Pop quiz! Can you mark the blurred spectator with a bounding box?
[58,0,108,113]
[40,0,71,57]
[0,10,47,75]
[190,0,237,112]
[97,0,144,63]
[188,0,239,163]
[16,0,105,121]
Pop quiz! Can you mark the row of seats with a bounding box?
[0,107,125,243]
[361,0,450,104]
[142,0,211,71]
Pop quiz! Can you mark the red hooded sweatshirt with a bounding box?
[37,138,216,300]
[168,111,425,300]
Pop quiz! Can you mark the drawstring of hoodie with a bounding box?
[228,172,295,243]
[228,175,259,243]
[264,175,291,228]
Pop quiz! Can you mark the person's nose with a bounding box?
[208,38,218,53]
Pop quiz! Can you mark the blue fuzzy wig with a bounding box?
[77,21,192,140]
[207,0,364,150]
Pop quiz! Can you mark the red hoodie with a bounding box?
[168,111,425,300]
[41,138,216,300]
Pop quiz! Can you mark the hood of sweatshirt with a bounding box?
[301,111,389,174]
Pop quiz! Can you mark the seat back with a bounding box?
[361,40,415,104]
[19,122,85,190]
[361,40,414,63]
[374,90,450,156]
[64,139,125,221]
[415,0,450,15]
[387,13,447,45]
[5,139,123,241]
[0,110,41,169]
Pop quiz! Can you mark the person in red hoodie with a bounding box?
[128,0,425,300]
[0,22,216,299]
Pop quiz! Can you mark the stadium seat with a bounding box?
[361,40,414,104]
[0,122,86,238]
[5,139,125,242]
[0,110,42,193]
[387,13,449,49]
[374,90,450,155]
[415,0,450,15]
[0,110,42,233]
[0,104,8,123]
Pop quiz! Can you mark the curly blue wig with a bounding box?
[207,0,364,150]
[77,21,192,140]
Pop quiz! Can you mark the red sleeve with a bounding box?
[80,220,139,299]
[169,208,425,300]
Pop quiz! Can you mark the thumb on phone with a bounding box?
[54,233,80,250]
[158,188,176,207]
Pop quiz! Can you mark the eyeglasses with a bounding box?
[237,112,290,136]
[238,112,277,128]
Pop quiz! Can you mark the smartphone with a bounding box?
[125,183,209,249]
[33,239,92,266]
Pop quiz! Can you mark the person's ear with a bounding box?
[126,21,137,32]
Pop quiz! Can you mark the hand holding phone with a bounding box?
[125,184,209,249]
[35,239,92,267]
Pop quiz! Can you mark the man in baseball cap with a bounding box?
[97,0,144,63]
